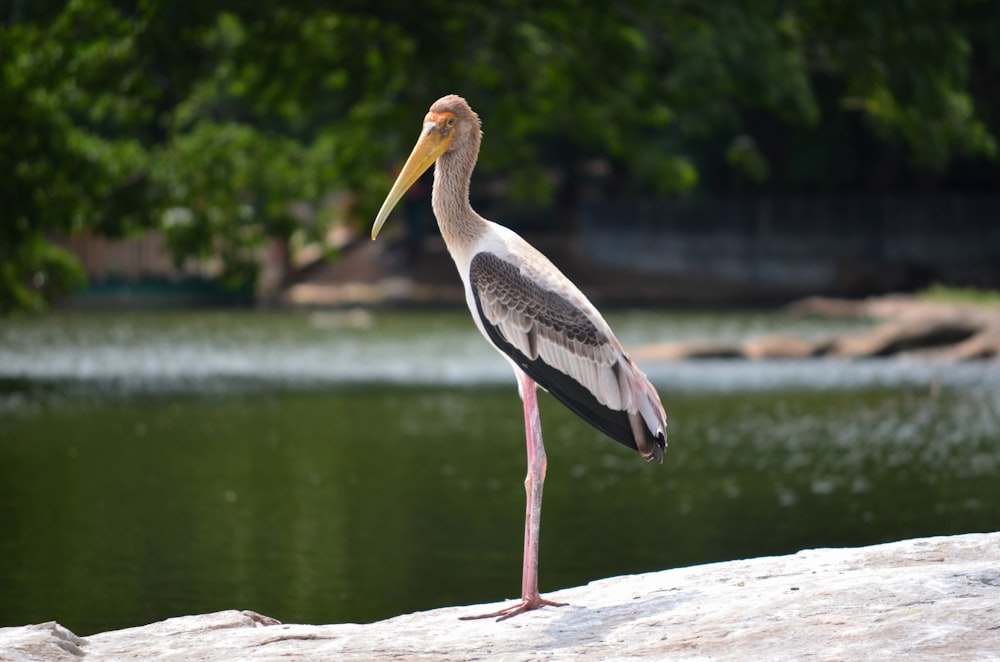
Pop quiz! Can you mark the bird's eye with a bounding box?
[445,117,456,127]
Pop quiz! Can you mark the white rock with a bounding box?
[2,532,999,661]
[0,621,86,662]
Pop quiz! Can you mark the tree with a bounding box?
[1,0,997,312]
[1,0,150,311]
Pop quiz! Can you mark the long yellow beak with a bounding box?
[372,114,454,239]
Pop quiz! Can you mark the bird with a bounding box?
[372,94,667,621]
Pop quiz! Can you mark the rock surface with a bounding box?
[2,532,999,661]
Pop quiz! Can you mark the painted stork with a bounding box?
[372,95,667,621]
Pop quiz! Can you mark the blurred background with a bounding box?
[1,0,999,637]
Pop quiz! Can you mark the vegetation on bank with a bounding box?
[918,285,1000,306]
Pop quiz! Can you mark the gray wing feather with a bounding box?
[472,252,628,411]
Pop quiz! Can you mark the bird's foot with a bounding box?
[460,596,567,622]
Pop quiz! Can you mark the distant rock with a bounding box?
[742,334,830,359]
[950,324,1000,360]
[832,314,982,357]
[785,295,870,317]
[801,295,1000,360]
[2,533,999,661]
[632,339,745,361]
[635,295,1000,361]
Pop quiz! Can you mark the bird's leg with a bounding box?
[514,372,566,615]
[461,372,566,622]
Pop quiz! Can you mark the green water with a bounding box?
[1,311,998,635]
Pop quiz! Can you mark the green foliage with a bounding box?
[0,236,84,313]
[799,0,998,168]
[0,0,151,312]
[918,284,1000,306]
[1,0,998,311]
[151,122,306,288]
[726,136,770,184]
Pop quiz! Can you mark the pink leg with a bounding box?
[461,371,566,621]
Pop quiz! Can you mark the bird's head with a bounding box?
[372,95,480,239]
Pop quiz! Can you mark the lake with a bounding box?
[1,309,998,635]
